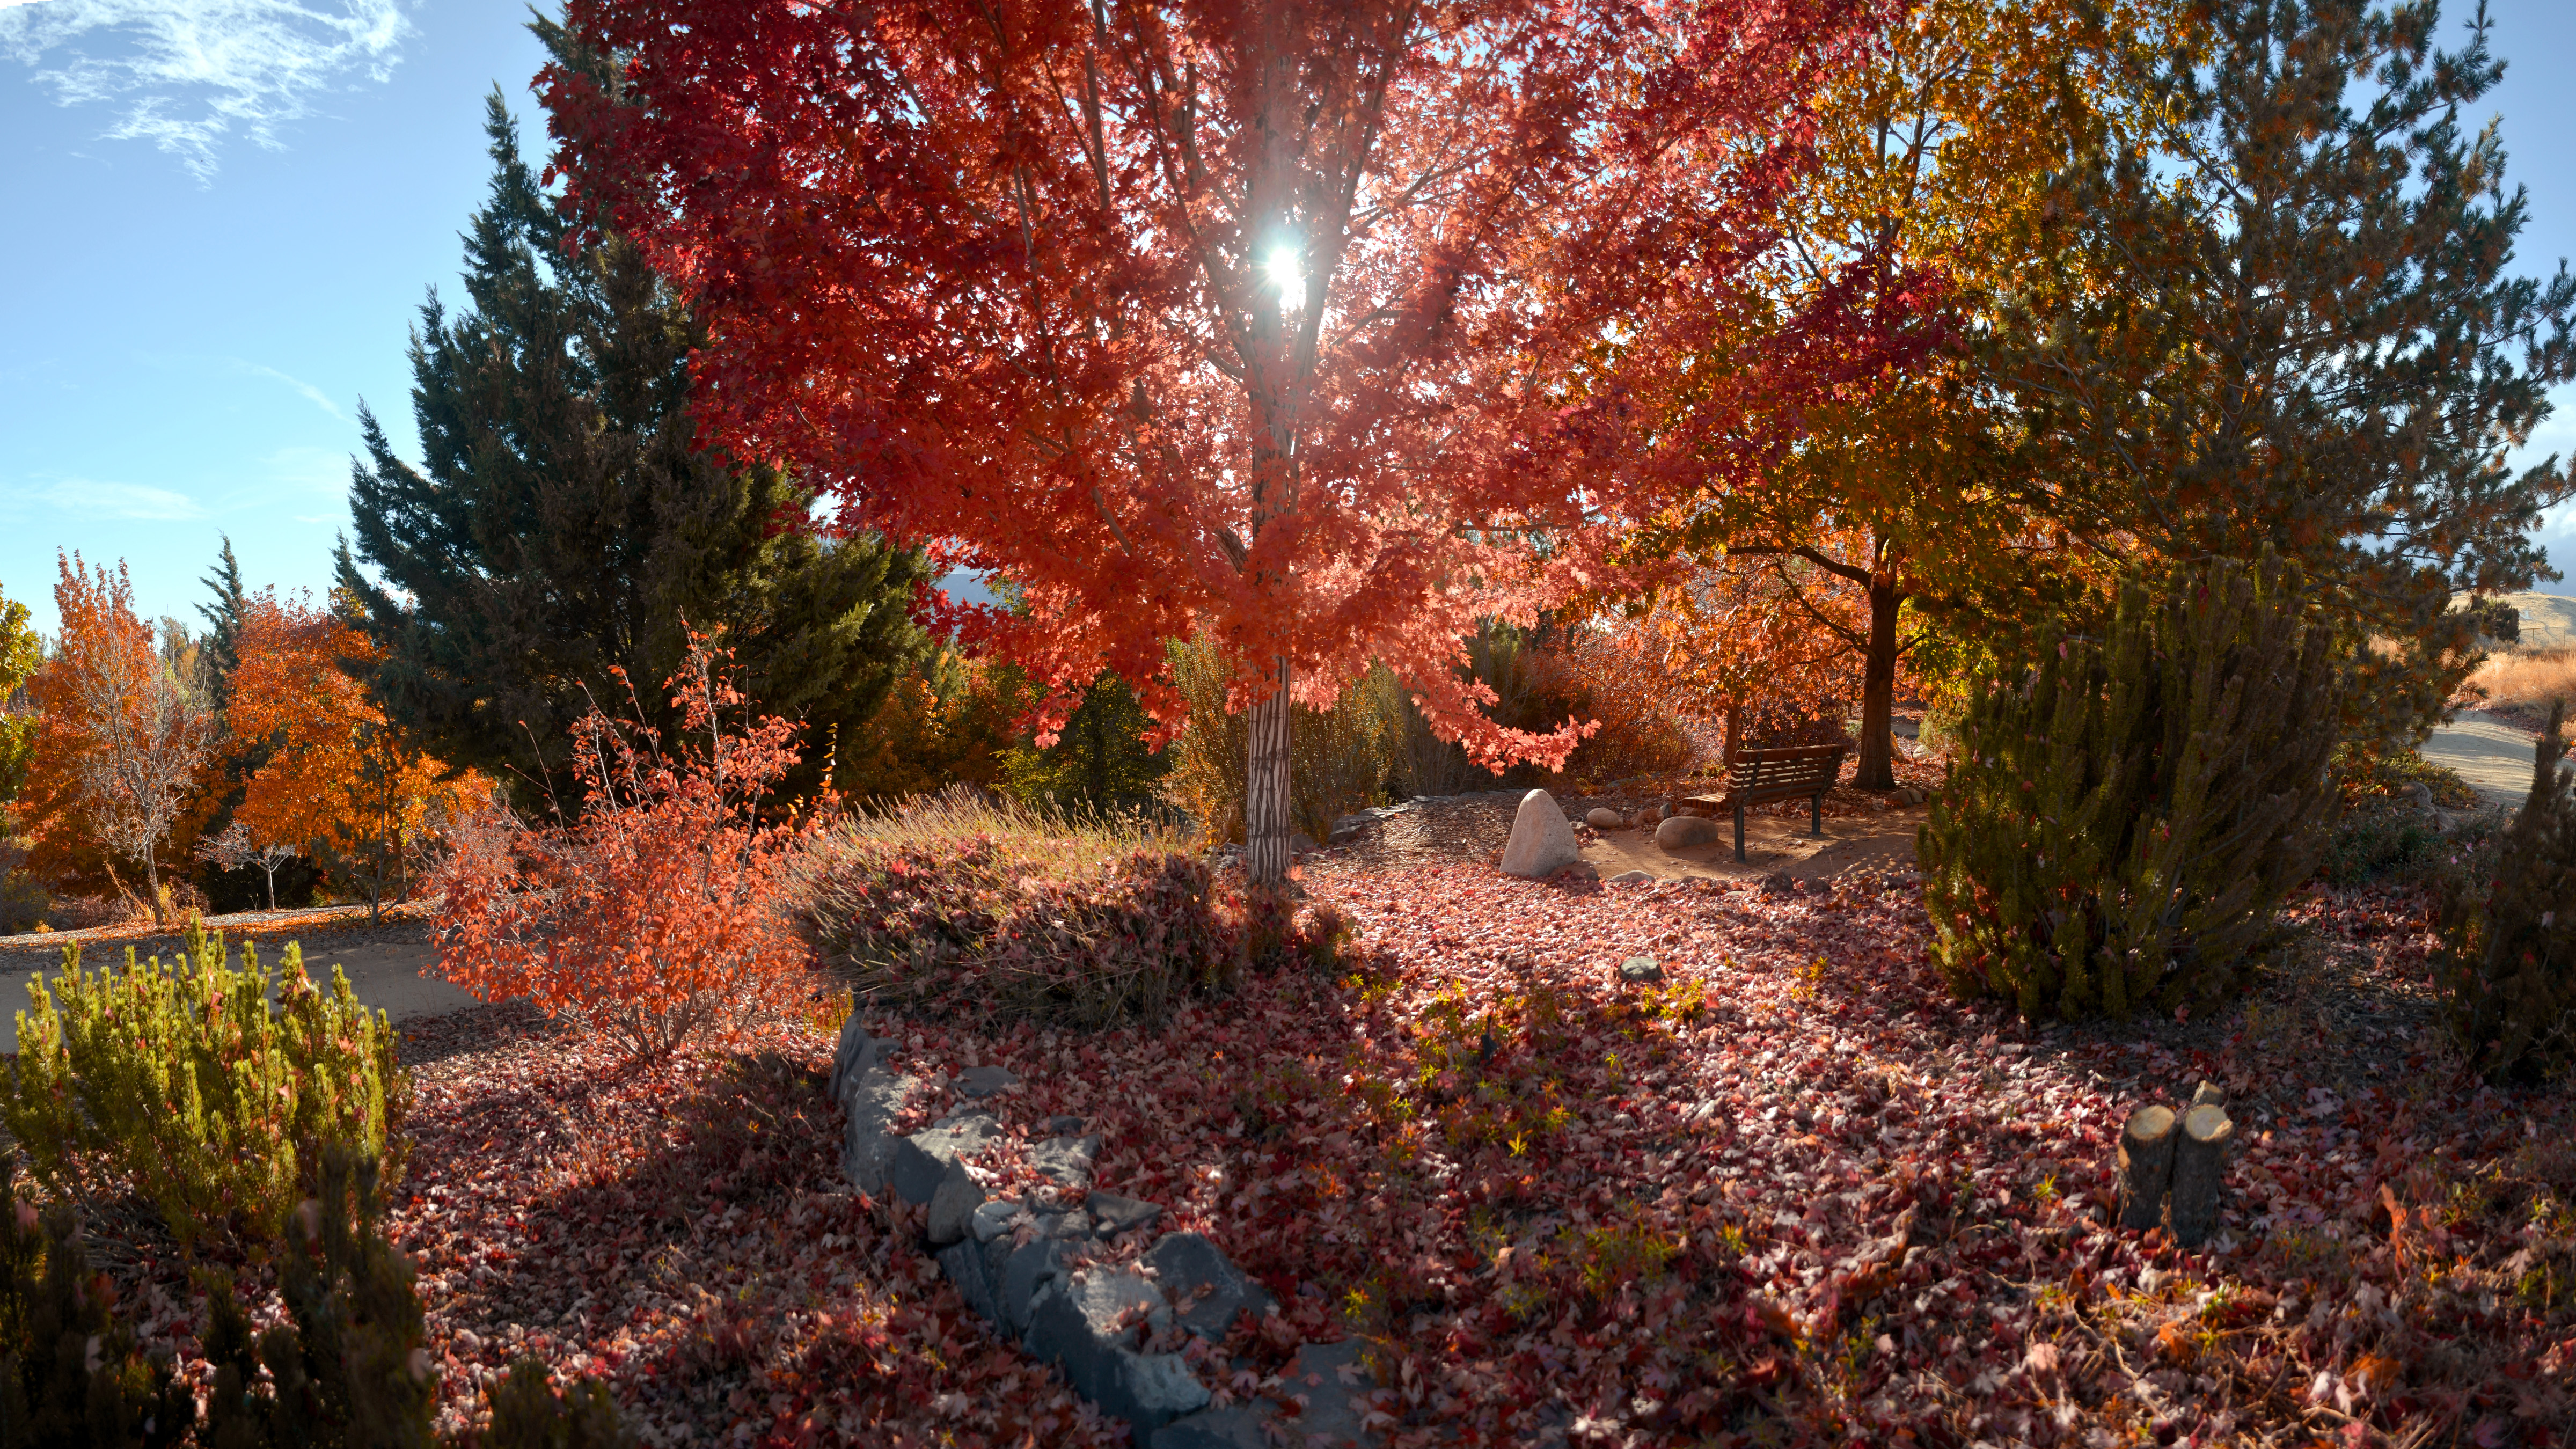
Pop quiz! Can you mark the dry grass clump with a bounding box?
[817,784,1188,879]
[788,787,1240,1028]
[2464,647,2576,716]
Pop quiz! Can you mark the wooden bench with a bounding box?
[1681,744,1849,862]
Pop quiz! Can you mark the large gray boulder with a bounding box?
[890,1112,1004,1206]
[1499,789,1583,878]
[1655,814,1723,850]
[1024,1270,1209,1433]
[1143,1231,1275,1343]
[925,1161,986,1246]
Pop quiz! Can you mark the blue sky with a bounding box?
[4,0,2576,637]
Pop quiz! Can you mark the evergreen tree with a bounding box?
[0,582,37,804]
[2000,0,2576,738]
[1920,557,2349,1020]
[337,85,929,804]
[195,535,249,711]
[2438,701,2576,1083]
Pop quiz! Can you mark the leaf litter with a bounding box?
[73,864,2576,1446]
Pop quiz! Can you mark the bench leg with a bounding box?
[1734,806,1746,863]
[1812,791,1824,838]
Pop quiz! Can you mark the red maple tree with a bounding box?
[545,0,1905,881]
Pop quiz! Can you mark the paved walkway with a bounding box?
[0,934,470,1056]
[2423,708,2542,805]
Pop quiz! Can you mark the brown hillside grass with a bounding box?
[2465,648,2576,720]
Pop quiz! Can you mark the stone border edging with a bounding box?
[828,1015,1380,1447]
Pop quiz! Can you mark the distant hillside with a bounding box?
[2483,591,2576,650]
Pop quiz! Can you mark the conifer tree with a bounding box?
[338,86,929,804]
[2001,0,2576,735]
[2438,701,2576,1082]
[195,535,250,712]
[1920,557,2348,1020]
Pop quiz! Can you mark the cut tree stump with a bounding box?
[2170,1102,2235,1248]
[2117,1106,2178,1231]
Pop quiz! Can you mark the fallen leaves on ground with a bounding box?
[82,865,2576,1446]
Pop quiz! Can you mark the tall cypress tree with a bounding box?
[339,86,929,803]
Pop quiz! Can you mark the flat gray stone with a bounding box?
[1605,869,1655,885]
[926,1160,985,1246]
[1024,1270,1204,1434]
[970,1197,1022,1244]
[1620,956,1663,984]
[1039,1206,1095,1241]
[1278,1340,1377,1446]
[839,1067,920,1196]
[956,1064,1019,1098]
[1048,1115,1087,1135]
[1030,1133,1102,1189]
[891,1113,1003,1206]
[1655,814,1723,850]
[827,1017,878,1103]
[1143,1231,1275,1343]
[1087,1191,1163,1239]
[1500,789,1582,878]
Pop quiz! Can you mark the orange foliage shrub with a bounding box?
[1526,627,1700,785]
[229,592,484,913]
[429,640,816,1059]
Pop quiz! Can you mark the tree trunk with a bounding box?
[1723,700,1743,768]
[1244,657,1294,888]
[1856,576,1901,791]
[2170,1102,2236,1248]
[142,844,165,925]
[2116,1105,2177,1231]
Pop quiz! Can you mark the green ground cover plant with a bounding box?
[0,921,407,1247]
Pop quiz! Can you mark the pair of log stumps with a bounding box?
[2116,1082,2237,1247]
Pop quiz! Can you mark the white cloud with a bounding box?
[38,479,208,519]
[230,360,346,421]
[0,0,412,182]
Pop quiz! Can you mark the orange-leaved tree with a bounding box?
[228,592,480,919]
[429,638,814,1059]
[12,553,215,920]
[1640,553,1871,766]
[542,0,1917,884]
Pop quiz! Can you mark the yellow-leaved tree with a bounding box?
[1644,0,2187,787]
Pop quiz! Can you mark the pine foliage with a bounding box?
[197,1149,433,1449]
[1920,557,2347,1019]
[2438,702,2576,1083]
[0,1161,193,1449]
[337,86,928,806]
[0,923,407,1247]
